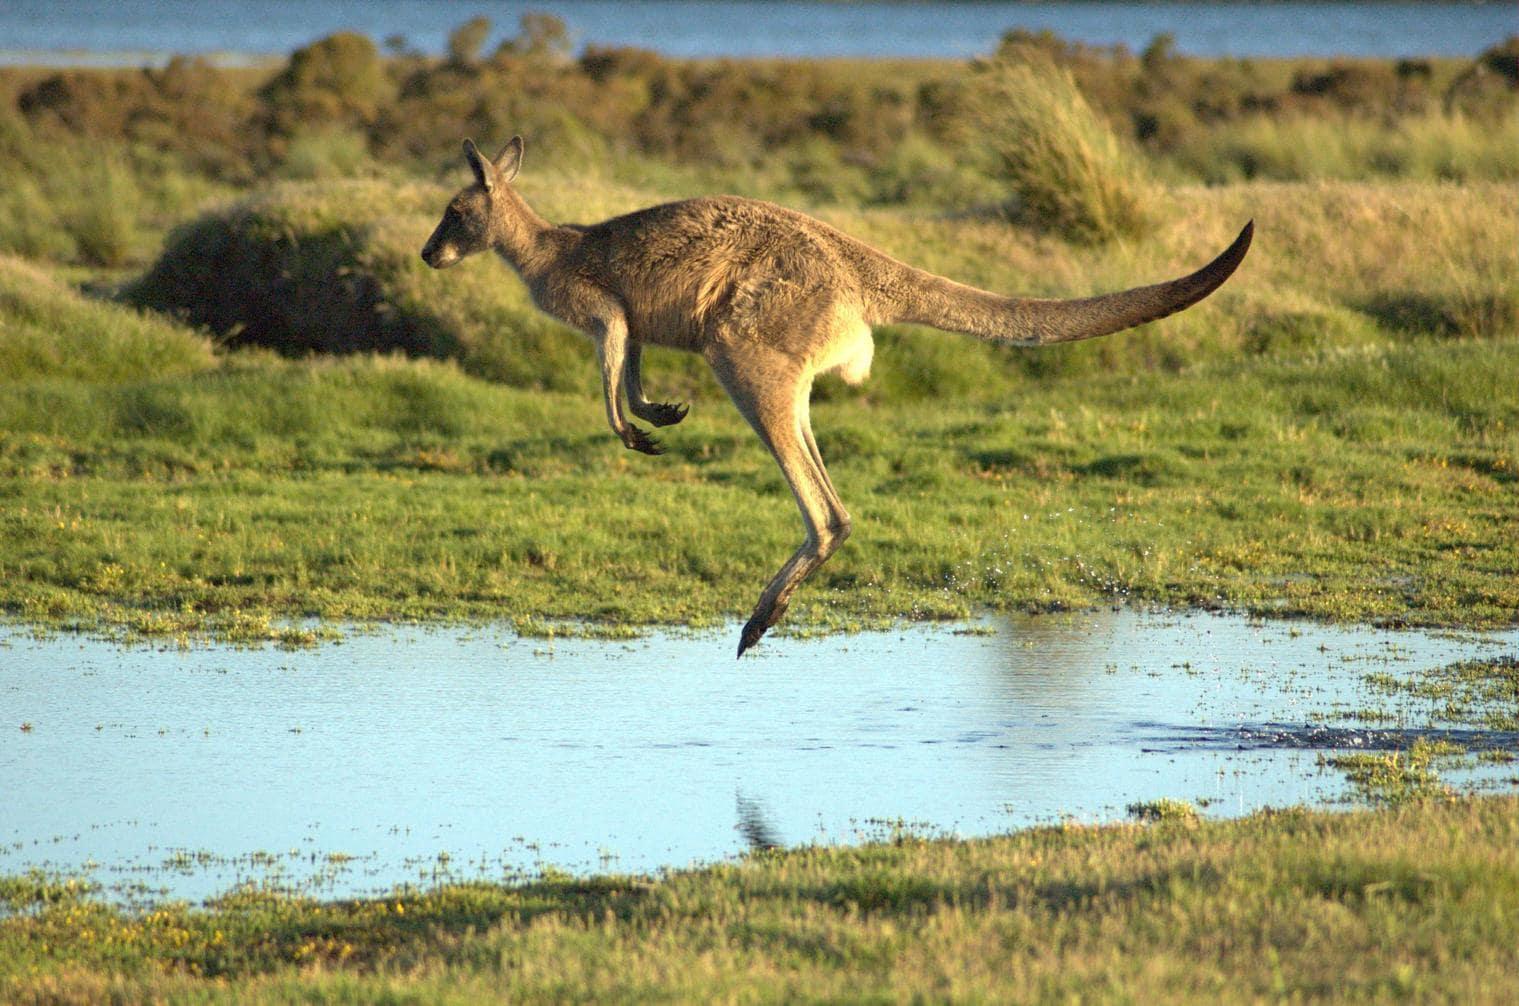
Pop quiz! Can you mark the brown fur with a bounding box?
[422,137,1253,656]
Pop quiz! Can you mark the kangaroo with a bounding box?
[422,136,1252,657]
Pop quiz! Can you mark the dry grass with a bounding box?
[1166,112,1519,185]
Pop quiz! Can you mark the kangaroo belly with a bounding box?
[814,315,874,386]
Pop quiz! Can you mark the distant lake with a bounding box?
[0,1,1511,65]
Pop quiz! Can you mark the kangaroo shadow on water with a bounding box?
[972,608,1126,719]
[735,791,783,852]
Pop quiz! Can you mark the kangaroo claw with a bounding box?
[646,401,690,427]
[621,425,664,455]
[736,600,788,658]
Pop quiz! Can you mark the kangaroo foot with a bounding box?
[620,425,664,456]
[736,600,789,659]
[643,401,689,427]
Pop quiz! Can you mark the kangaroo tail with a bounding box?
[878,221,1252,346]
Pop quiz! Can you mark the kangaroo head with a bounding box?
[420,136,524,269]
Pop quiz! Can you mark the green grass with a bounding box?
[1,329,1514,643]
[3,797,1517,1002]
[1365,657,1519,734]
[0,255,216,383]
[1325,739,1466,805]
[1314,654,1519,802]
[1,172,1515,644]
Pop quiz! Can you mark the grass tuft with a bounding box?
[967,51,1156,244]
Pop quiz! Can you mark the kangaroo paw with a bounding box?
[645,401,690,427]
[620,425,664,456]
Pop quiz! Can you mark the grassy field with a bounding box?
[3,797,1518,1002]
[3,331,1516,642]
[2,174,1515,643]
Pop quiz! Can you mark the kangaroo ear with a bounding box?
[494,136,524,183]
[463,138,495,191]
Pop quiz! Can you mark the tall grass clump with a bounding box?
[966,53,1156,244]
[0,256,215,383]
[62,154,145,267]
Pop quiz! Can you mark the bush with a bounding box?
[0,111,223,267]
[447,17,492,66]
[119,180,596,392]
[1445,36,1519,117]
[259,32,392,139]
[964,53,1155,244]
[15,58,256,179]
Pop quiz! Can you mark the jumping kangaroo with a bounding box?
[422,137,1252,657]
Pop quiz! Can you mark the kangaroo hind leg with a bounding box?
[709,345,852,658]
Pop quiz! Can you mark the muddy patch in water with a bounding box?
[3,610,1515,904]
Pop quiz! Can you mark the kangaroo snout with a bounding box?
[420,240,458,269]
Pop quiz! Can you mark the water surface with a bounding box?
[4,610,1515,904]
[0,1,1509,65]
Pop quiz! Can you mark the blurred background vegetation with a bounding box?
[1,17,1513,394]
[2,17,1514,267]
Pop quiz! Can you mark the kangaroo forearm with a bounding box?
[594,318,663,455]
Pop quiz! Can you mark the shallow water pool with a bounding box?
[3,610,1515,904]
